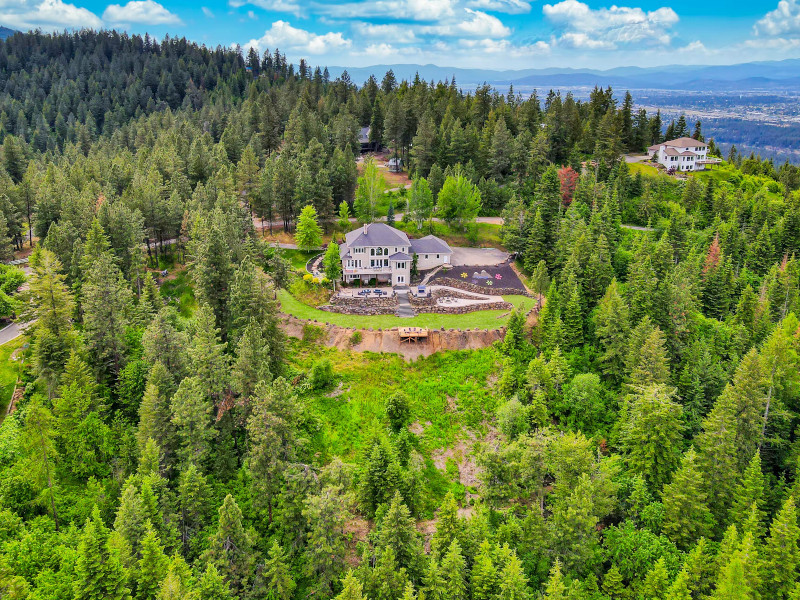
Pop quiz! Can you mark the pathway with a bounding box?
[394,289,416,318]
[0,322,23,345]
[419,266,444,286]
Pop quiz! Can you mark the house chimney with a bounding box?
[363,223,368,235]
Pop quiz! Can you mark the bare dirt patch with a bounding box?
[409,421,427,435]
[279,316,504,360]
[431,434,481,490]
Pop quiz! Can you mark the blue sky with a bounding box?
[2,0,799,70]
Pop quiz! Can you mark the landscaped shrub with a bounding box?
[350,330,362,346]
[385,392,410,431]
[309,358,334,389]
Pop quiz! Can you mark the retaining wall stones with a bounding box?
[435,277,530,297]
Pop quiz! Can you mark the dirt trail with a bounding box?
[280,315,504,359]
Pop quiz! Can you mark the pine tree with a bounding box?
[763,496,800,599]
[335,571,366,600]
[319,242,341,289]
[560,269,584,349]
[695,393,738,525]
[543,560,567,600]
[441,539,467,600]
[424,558,447,600]
[668,568,693,600]
[197,564,232,600]
[730,452,765,531]
[498,551,530,600]
[641,557,669,599]
[662,447,714,548]
[376,492,424,578]
[601,565,626,599]
[137,527,169,600]
[263,541,294,600]
[595,279,630,382]
[524,208,548,273]
[432,491,460,556]
[156,554,195,600]
[74,506,133,600]
[621,385,684,490]
[470,539,498,600]
[202,495,255,596]
[303,485,350,596]
[294,204,323,252]
[629,326,670,386]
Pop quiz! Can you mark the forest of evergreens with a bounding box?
[1,29,800,600]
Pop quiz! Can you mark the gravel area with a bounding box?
[430,260,526,292]
[450,247,509,266]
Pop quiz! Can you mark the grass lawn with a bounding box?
[0,336,25,418]
[628,162,660,177]
[293,341,501,512]
[394,220,503,249]
[281,249,321,271]
[278,289,535,329]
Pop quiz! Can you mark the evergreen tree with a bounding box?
[336,571,366,600]
[74,506,133,600]
[202,495,255,596]
[137,527,169,600]
[621,384,683,490]
[441,539,467,600]
[595,279,630,382]
[263,541,294,600]
[197,564,232,600]
[661,447,714,549]
[763,496,800,599]
[295,204,323,252]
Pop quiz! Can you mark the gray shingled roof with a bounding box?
[345,223,410,248]
[389,252,411,261]
[339,243,350,259]
[410,235,452,254]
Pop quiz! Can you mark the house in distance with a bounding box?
[339,223,452,286]
[648,136,720,172]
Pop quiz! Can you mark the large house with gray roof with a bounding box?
[339,223,452,286]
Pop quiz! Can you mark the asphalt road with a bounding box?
[0,322,23,345]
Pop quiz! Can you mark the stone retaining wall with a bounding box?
[416,301,512,314]
[330,294,398,308]
[435,277,530,297]
[319,304,397,316]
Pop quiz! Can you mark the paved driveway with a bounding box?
[450,247,509,267]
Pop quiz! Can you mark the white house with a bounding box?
[339,223,452,287]
[648,137,714,172]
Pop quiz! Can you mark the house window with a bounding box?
[384,259,389,267]
[424,254,429,259]
[397,276,404,284]
[370,248,375,256]
[436,254,440,259]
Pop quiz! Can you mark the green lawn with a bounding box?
[394,220,503,249]
[628,162,660,177]
[281,249,320,271]
[278,289,535,329]
[0,336,25,418]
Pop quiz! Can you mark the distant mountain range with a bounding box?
[0,26,18,40]
[326,59,800,92]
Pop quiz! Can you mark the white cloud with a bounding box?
[351,22,417,43]
[421,8,511,38]
[228,0,304,18]
[247,9,256,18]
[466,0,532,13]
[102,0,182,24]
[755,0,800,37]
[459,37,549,55]
[201,6,213,17]
[315,0,456,21]
[559,32,614,49]
[543,0,678,49]
[0,0,102,30]
[457,8,511,36]
[246,20,351,54]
